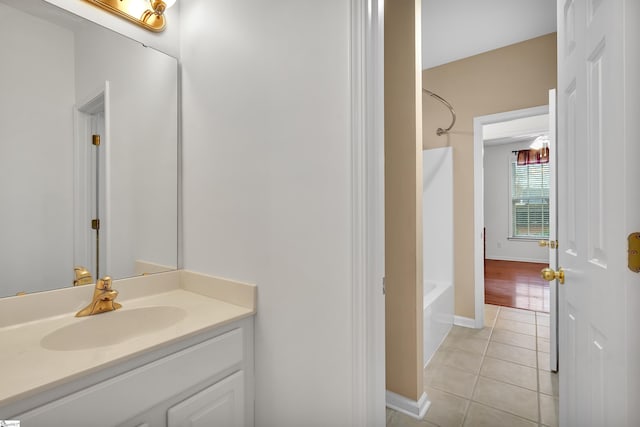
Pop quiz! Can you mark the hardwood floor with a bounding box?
[484,259,550,312]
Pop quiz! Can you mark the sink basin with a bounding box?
[40,306,187,351]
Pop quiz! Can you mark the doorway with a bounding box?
[479,109,551,313]
[473,102,559,375]
[472,105,550,326]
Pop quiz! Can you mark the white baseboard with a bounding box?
[485,255,547,263]
[386,390,430,420]
[454,315,478,329]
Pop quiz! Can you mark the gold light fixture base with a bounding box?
[84,0,167,32]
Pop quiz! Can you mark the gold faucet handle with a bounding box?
[73,266,93,286]
[96,276,113,290]
[75,276,121,317]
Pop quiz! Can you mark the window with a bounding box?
[510,160,550,238]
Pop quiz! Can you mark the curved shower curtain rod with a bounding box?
[423,89,456,136]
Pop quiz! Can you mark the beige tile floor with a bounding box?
[387,304,559,427]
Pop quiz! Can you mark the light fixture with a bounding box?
[84,0,176,32]
[530,134,550,150]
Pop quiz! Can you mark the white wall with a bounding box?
[483,141,548,263]
[74,24,178,279]
[180,0,353,425]
[0,4,75,295]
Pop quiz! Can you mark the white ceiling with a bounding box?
[422,0,557,69]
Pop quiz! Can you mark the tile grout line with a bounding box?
[482,351,539,370]
[484,311,542,370]
[536,310,542,427]
[460,305,499,426]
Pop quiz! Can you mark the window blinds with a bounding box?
[511,161,550,238]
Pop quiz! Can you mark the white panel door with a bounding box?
[556,0,636,425]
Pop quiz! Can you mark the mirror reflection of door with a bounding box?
[91,112,106,280]
[74,89,107,283]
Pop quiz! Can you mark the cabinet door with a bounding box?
[167,371,244,427]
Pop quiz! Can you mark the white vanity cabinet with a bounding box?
[12,318,254,427]
[167,371,245,427]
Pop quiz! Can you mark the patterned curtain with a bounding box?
[516,147,549,165]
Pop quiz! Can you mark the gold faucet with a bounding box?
[76,276,122,317]
[73,266,93,286]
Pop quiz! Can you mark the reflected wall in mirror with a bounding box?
[0,0,178,297]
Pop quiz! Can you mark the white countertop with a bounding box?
[0,271,256,407]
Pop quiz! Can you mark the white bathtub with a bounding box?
[422,147,454,367]
[423,280,454,367]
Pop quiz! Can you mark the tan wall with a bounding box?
[422,33,557,318]
[385,0,424,401]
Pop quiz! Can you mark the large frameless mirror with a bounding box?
[0,0,178,297]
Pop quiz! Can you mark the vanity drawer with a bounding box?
[17,328,244,427]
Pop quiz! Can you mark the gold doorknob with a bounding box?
[541,267,565,284]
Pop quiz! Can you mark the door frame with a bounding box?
[350,0,385,425]
[472,105,549,328]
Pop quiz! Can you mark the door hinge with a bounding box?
[628,233,640,273]
[91,218,100,230]
[92,134,101,146]
[382,276,386,295]
[539,240,559,249]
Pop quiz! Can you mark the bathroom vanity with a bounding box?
[0,271,256,427]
